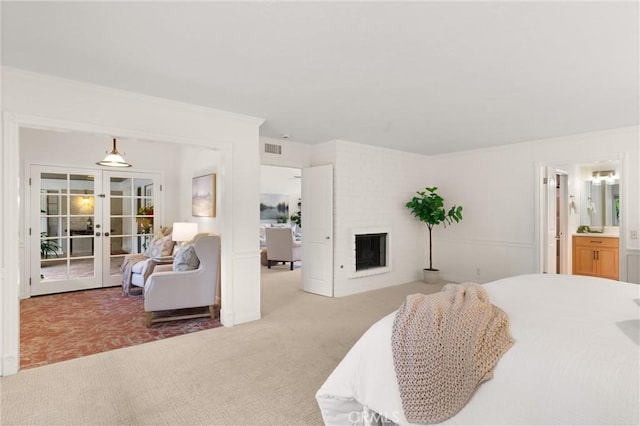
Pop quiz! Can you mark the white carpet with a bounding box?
[1,266,443,425]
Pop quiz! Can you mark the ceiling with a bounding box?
[2,1,638,156]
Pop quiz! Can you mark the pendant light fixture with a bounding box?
[96,138,132,167]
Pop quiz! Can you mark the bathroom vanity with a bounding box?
[572,235,619,280]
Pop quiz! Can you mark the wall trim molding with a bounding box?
[436,237,535,250]
[2,67,265,127]
[234,250,261,259]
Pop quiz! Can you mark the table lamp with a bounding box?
[172,222,198,246]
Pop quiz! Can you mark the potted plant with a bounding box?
[405,187,463,283]
[290,199,301,228]
[40,232,60,259]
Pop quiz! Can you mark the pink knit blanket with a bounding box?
[121,253,148,296]
[392,283,514,424]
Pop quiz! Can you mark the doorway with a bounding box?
[29,165,162,295]
[259,164,302,267]
[538,158,624,280]
[542,167,569,275]
[259,163,335,303]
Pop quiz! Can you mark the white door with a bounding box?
[102,171,162,286]
[30,166,104,295]
[543,167,559,274]
[30,166,162,295]
[557,173,569,274]
[302,164,333,296]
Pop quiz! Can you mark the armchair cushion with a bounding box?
[143,233,174,258]
[173,243,200,271]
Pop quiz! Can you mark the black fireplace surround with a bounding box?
[355,233,387,271]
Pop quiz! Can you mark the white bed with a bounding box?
[316,274,640,425]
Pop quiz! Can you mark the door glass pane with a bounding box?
[110,236,128,255]
[69,258,95,279]
[135,178,154,236]
[40,259,67,282]
[110,217,125,237]
[110,176,155,257]
[39,172,95,282]
[69,235,94,258]
[110,255,125,276]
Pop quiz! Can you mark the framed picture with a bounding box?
[192,174,216,217]
[260,194,289,222]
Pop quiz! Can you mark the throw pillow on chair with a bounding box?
[173,244,200,271]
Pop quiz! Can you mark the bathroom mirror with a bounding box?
[581,180,620,227]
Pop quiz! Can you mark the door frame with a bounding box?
[2,112,235,376]
[534,154,628,280]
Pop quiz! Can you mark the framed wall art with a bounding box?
[192,174,216,217]
[260,193,289,222]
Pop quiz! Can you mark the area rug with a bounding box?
[20,286,221,369]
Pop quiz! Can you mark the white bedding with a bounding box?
[316,274,640,425]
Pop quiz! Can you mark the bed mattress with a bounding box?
[316,274,640,425]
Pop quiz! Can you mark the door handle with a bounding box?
[95,232,101,237]
[104,232,110,237]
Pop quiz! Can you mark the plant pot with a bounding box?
[422,269,440,284]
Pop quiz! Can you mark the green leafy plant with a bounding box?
[40,232,60,259]
[290,199,301,228]
[405,187,463,271]
[137,205,154,215]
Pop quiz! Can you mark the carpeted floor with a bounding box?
[3,267,442,425]
[20,286,221,369]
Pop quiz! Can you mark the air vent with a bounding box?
[264,143,282,155]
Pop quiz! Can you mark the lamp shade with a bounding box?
[96,138,132,167]
[172,222,198,242]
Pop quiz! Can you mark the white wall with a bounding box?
[330,140,434,297]
[271,129,640,298]
[178,146,223,235]
[260,136,311,169]
[310,127,638,297]
[431,126,640,284]
[19,128,183,222]
[1,68,264,375]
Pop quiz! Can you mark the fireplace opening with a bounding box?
[355,233,387,271]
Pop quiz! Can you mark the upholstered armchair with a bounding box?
[143,233,221,327]
[265,227,301,270]
[121,227,175,296]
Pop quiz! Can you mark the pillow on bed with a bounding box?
[173,243,200,271]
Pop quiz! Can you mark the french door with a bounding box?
[30,165,161,295]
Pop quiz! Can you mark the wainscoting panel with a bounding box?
[230,251,261,325]
[435,238,537,284]
[626,250,639,284]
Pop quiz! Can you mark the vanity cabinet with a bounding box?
[572,236,619,280]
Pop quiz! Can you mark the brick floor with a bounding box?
[20,287,221,369]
